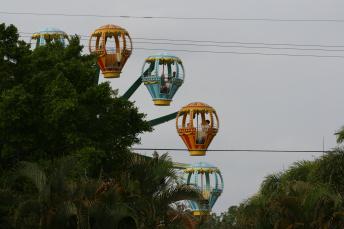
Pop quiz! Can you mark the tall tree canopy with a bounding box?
[201,148,344,229]
[0,23,151,174]
[0,23,201,229]
[336,127,344,144]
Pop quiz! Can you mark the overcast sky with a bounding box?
[2,0,344,213]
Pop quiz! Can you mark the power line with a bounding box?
[22,35,344,53]
[131,148,329,153]
[122,41,344,52]
[20,34,344,59]
[134,47,344,59]
[133,37,344,49]
[19,32,344,49]
[2,11,344,23]
[21,41,344,59]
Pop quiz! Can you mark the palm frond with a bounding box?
[155,185,201,207]
[14,199,42,228]
[18,162,47,197]
[260,173,282,197]
[335,127,344,143]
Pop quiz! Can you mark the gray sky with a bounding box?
[2,0,344,213]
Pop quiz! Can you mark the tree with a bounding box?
[116,153,201,228]
[0,23,205,228]
[202,148,344,229]
[336,127,344,143]
[8,157,137,229]
[313,147,344,193]
[13,158,79,229]
[3,153,200,229]
[0,23,151,176]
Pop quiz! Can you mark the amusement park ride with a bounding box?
[31,27,68,48]
[31,25,223,217]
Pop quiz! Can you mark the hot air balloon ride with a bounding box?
[184,162,224,216]
[31,27,68,48]
[141,53,184,106]
[176,102,219,156]
[89,24,132,78]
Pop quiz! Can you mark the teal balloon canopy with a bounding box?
[184,162,224,216]
[31,27,68,48]
[141,53,184,106]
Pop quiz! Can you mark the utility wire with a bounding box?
[118,41,344,52]
[131,148,329,153]
[21,43,344,59]
[133,38,344,49]
[19,32,344,49]
[22,33,344,53]
[2,11,344,23]
[20,35,344,58]
[24,43,344,59]
[134,47,344,59]
[22,35,344,53]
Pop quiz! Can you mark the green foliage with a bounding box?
[336,126,344,143]
[0,23,201,229]
[0,154,199,229]
[203,148,344,229]
[117,153,201,228]
[313,148,344,193]
[0,23,151,175]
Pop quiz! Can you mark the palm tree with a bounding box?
[313,148,344,194]
[12,158,136,229]
[166,203,197,229]
[0,188,19,229]
[14,158,78,229]
[120,153,201,228]
[8,152,200,228]
[336,127,344,143]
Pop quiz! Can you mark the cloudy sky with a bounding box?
[2,0,344,213]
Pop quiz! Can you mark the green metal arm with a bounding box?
[95,66,100,85]
[95,65,139,97]
[121,67,177,126]
[121,76,143,99]
[122,66,154,99]
[149,111,178,127]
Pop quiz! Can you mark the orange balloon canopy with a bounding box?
[89,24,132,78]
[176,102,219,156]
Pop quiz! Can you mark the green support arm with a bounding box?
[149,111,178,127]
[95,66,100,85]
[121,76,143,100]
[95,65,140,97]
[122,66,153,99]
[121,66,177,127]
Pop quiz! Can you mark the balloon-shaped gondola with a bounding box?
[31,27,68,48]
[89,24,132,78]
[141,53,184,106]
[176,102,219,156]
[184,162,224,216]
